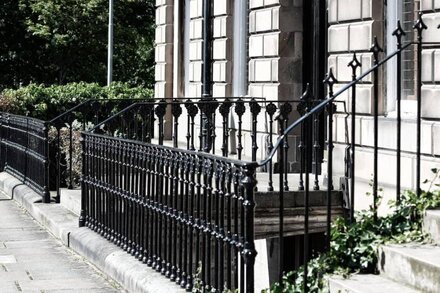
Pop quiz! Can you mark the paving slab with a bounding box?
[0,192,122,292]
[0,172,186,293]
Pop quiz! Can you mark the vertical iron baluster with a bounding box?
[185,101,198,151]
[303,110,312,293]
[250,99,262,162]
[297,85,312,191]
[180,154,190,288]
[225,164,233,290]
[280,102,293,191]
[172,100,183,148]
[277,114,285,288]
[170,152,178,280]
[68,120,74,189]
[155,99,167,146]
[266,103,277,192]
[163,150,170,274]
[324,70,338,249]
[219,99,232,157]
[186,155,196,291]
[348,53,361,221]
[79,132,87,226]
[235,98,245,160]
[370,36,383,221]
[313,112,320,190]
[56,125,62,203]
[413,13,427,198]
[241,164,257,293]
[393,21,405,204]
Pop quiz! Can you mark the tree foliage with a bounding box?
[0,0,155,89]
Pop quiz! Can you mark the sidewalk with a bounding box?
[0,172,184,293]
[0,192,121,292]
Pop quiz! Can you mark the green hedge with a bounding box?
[0,82,153,120]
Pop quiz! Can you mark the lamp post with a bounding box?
[107,0,114,86]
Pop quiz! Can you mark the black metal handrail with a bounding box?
[78,15,439,293]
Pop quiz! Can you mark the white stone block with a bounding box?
[263,33,279,56]
[328,24,349,52]
[249,35,264,57]
[422,13,440,43]
[422,85,440,119]
[422,50,434,83]
[338,0,362,21]
[349,21,373,51]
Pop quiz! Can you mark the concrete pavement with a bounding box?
[0,192,122,292]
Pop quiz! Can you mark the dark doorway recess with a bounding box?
[303,0,327,173]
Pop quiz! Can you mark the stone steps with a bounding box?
[378,244,440,292]
[328,274,419,293]
[328,209,440,292]
[424,209,440,245]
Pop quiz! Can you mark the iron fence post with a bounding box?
[43,122,51,204]
[241,163,257,293]
[348,53,361,222]
[370,36,383,222]
[413,13,427,198]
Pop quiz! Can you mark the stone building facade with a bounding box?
[155,0,440,289]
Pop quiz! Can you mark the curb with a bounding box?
[0,172,184,293]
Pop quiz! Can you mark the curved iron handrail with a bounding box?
[257,41,414,167]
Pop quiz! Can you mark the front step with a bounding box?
[328,274,419,293]
[424,209,440,245]
[378,244,440,293]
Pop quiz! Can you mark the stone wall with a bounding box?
[327,0,384,114]
[248,0,303,101]
[421,1,440,119]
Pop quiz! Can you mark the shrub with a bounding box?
[0,82,153,120]
[268,169,440,293]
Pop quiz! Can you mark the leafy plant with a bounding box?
[267,169,440,293]
[0,82,153,120]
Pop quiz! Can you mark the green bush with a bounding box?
[0,82,153,120]
[268,169,440,293]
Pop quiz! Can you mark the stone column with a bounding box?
[248,0,303,101]
[155,0,174,139]
[421,1,440,119]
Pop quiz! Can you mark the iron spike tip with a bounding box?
[392,19,406,38]
[323,69,338,87]
[413,12,428,31]
[300,83,313,101]
[348,52,362,69]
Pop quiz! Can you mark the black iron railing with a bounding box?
[79,15,439,293]
[0,98,149,202]
[0,112,50,202]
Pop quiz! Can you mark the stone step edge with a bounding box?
[0,172,185,293]
[378,244,440,292]
[327,274,420,293]
[424,210,440,245]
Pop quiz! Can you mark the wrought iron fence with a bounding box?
[80,132,258,291]
[79,15,439,293]
[0,112,50,202]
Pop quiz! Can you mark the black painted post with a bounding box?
[370,36,383,221]
[413,13,427,198]
[241,164,257,293]
[393,20,406,203]
[324,69,337,249]
[348,53,361,221]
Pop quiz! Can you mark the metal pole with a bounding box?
[107,0,114,86]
